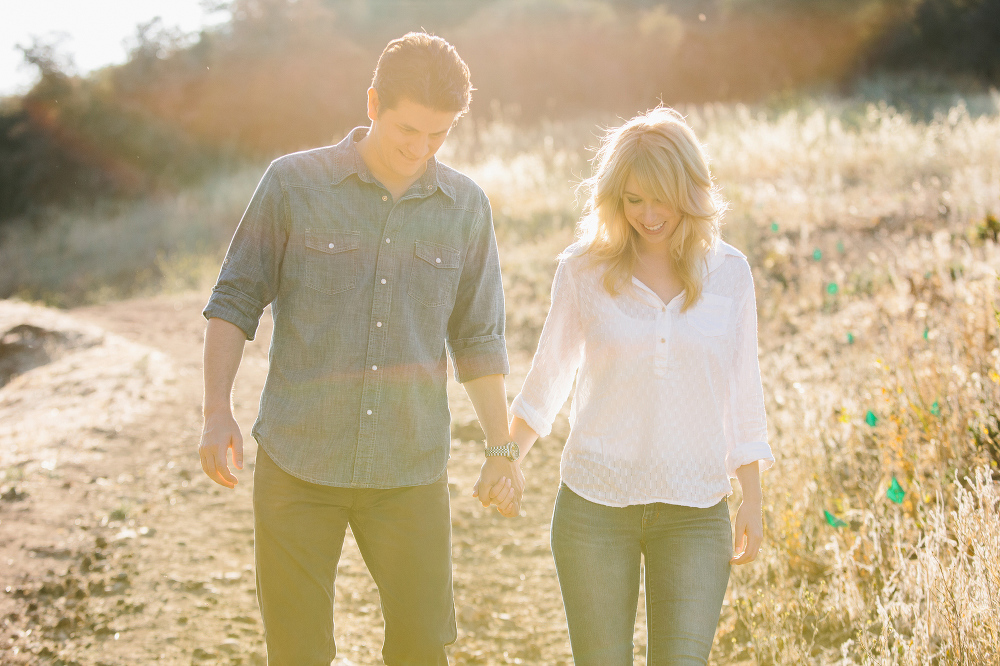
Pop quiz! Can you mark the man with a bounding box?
[198,32,522,665]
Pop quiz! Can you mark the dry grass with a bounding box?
[3,93,1000,663]
[444,97,1000,664]
[0,170,259,306]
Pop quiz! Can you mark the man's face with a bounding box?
[367,92,459,181]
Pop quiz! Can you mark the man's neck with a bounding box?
[356,134,426,202]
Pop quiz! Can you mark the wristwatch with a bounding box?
[484,441,520,462]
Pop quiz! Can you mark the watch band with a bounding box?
[484,441,519,461]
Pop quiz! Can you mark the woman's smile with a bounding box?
[622,174,682,248]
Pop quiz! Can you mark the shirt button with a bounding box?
[382,195,388,201]
[328,243,334,249]
[385,238,391,244]
[372,365,378,371]
[660,338,666,343]
[427,185,433,190]
[376,321,382,327]
[380,278,387,284]
[366,409,372,415]
[435,257,441,263]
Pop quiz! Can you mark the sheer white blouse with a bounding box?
[510,240,773,508]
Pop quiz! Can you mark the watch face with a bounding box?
[508,442,519,461]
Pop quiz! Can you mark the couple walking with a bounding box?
[199,32,772,666]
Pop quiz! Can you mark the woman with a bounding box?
[507,107,772,664]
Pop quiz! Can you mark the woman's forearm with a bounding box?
[509,416,540,462]
[734,462,762,502]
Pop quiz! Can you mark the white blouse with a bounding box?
[511,240,773,508]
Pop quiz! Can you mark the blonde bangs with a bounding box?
[628,145,681,210]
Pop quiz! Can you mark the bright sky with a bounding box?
[0,0,228,96]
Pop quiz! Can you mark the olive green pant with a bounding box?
[253,447,457,665]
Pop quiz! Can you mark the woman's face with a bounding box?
[622,174,682,251]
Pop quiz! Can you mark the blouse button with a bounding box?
[380,278,387,284]
[385,238,391,244]
[435,257,441,264]
[366,409,373,415]
[660,338,666,343]
[328,243,334,249]
[376,321,382,327]
[382,195,388,201]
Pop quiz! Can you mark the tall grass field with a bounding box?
[2,92,1000,663]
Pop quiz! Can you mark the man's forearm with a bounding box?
[462,374,509,445]
[203,317,249,416]
[466,373,523,516]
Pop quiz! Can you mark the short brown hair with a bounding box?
[371,32,472,115]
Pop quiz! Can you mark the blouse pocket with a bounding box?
[304,229,360,295]
[407,240,461,307]
[686,292,732,337]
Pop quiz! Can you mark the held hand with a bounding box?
[731,495,764,565]
[199,412,244,489]
[472,457,524,517]
[487,477,520,518]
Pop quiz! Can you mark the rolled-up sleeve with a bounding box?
[203,161,289,341]
[510,257,584,438]
[447,200,509,383]
[725,270,773,477]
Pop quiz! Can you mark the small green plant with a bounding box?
[977,212,1000,242]
[108,502,132,522]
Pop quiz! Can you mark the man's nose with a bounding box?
[410,137,429,157]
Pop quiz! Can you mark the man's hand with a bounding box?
[472,457,524,517]
[731,494,763,565]
[199,411,244,489]
[201,318,248,489]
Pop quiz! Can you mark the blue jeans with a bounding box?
[550,484,732,665]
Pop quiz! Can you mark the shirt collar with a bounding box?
[703,239,745,277]
[624,240,743,310]
[329,126,456,202]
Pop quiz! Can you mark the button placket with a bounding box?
[654,308,672,377]
[353,200,402,484]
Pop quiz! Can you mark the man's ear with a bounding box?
[366,87,380,123]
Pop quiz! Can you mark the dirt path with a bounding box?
[0,293,610,665]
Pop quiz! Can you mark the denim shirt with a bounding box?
[204,127,508,488]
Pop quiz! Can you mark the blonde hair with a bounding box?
[577,107,723,312]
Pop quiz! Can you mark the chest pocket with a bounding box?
[686,293,732,337]
[304,229,360,295]
[408,240,461,307]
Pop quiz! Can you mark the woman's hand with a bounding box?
[472,458,524,517]
[731,461,764,564]
[731,494,763,564]
[490,476,521,517]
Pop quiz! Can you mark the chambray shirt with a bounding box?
[204,127,508,488]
